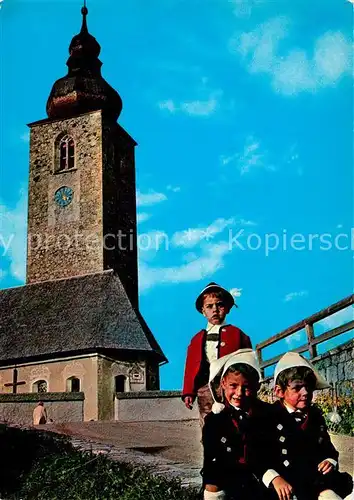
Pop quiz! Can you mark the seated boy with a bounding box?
[259,352,353,500]
[202,348,270,500]
[182,283,252,426]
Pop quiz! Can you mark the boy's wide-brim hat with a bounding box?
[274,352,329,390]
[195,282,236,313]
[209,349,261,413]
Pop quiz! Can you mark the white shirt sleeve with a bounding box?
[204,490,226,500]
[324,458,337,469]
[262,469,280,488]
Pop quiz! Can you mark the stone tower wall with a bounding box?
[27,110,104,283]
[26,110,138,307]
[102,118,138,307]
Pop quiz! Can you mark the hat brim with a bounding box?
[274,352,330,390]
[195,285,235,313]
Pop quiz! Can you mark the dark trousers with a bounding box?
[267,470,353,500]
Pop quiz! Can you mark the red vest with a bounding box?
[182,325,252,400]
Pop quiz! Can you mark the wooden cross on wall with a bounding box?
[4,368,26,394]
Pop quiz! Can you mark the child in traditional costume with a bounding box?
[258,352,353,500]
[182,283,252,425]
[202,348,269,500]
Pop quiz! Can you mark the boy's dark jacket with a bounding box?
[247,400,353,499]
[202,398,270,497]
[182,325,252,400]
[250,400,338,482]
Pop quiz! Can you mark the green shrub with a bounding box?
[0,425,199,500]
[315,392,354,437]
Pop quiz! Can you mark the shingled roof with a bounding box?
[0,270,167,365]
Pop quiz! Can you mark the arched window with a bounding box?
[33,380,48,393]
[66,376,80,392]
[58,135,75,172]
[115,375,126,393]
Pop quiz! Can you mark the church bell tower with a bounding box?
[26,5,138,307]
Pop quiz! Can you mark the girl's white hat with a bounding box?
[274,352,329,390]
[208,349,261,414]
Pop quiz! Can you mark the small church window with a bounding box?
[115,375,126,393]
[66,376,80,393]
[33,380,48,393]
[58,135,75,172]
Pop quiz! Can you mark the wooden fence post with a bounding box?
[256,348,264,380]
[305,323,317,358]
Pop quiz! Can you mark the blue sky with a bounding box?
[0,0,353,389]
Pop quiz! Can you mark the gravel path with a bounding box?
[42,420,353,488]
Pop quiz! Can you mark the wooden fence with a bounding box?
[256,294,354,379]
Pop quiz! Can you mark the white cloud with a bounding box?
[182,252,198,263]
[172,217,235,248]
[136,190,167,207]
[158,100,176,113]
[318,306,354,330]
[231,18,352,95]
[166,185,181,193]
[180,94,219,116]
[285,331,303,346]
[232,0,265,18]
[138,216,255,292]
[20,131,30,143]
[158,91,222,117]
[221,135,274,175]
[138,230,169,263]
[139,240,230,292]
[284,290,308,302]
[238,218,257,226]
[137,212,151,223]
[230,287,242,298]
[239,137,267,175]
[0,190,27,282]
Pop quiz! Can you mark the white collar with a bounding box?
[284,402,296,413]
[284,401,306,414]
[206,320,226,332]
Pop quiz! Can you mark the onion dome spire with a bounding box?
[81,1,88,34]
[46,3,122,121]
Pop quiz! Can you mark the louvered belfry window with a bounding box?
[59,135,75,171]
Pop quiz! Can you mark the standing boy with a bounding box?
[257,352,352,500]
[202,348,270,500]
[182,283,252,424]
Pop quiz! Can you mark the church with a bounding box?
[0,5,167,422]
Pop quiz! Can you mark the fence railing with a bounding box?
[256,294,354,379]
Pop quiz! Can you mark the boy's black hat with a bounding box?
[195,282,236,313]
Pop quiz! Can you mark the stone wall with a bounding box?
[27,110,104,283]
[0,356,98,421]
[315,339,354,391]
[0,392,84,425]
[260,339,354,395]
[97,357,146,421]
[115,390,199,422]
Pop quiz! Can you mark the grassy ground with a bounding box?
[0,424,200,500]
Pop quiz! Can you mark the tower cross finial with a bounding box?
[81,0,88,33]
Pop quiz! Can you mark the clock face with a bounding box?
[54,186,73,207]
